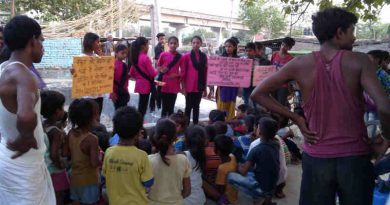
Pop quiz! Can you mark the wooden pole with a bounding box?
[119,0,123,38]
[110,0,113,34]
[11,0,15,17]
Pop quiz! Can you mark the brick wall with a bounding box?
[37,38,82,69]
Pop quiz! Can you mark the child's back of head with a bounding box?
[137,139,152,155]
[243,114,256,134]
[205,124,217,143]
[368,50,385,66]
[236,104,250,118]
[154,119,177,166]
[185,125,207,172]
[68,99,94,130]
[214,135,233,157]
[169,110,188,134]
[113,106,143,140]
[209,109,226,123]
[40,90,65,120]
[282,37,295,48]
[258,117,279,141]
[213,121,228,136]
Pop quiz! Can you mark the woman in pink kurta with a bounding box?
[156,36,182,118]
[180,36,208,124]
[129,37,157,117]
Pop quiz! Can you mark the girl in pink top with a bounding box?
[111,44,130,110]
[180,36,208,124]
[129,37,157,117]
[156,36,182,118]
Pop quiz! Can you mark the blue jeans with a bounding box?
[228,172,270,199]
[300,153,374,205]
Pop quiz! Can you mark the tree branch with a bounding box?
[290,2,311,27]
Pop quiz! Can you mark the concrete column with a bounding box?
[154,0,162,34]
[170,23,187,45]
[150,5,157,47]
[211,27,224,46]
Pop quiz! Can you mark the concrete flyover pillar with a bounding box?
[211,27,224,47]
[170,23,188,45]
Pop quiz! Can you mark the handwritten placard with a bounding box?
[72,56,115,98]
[207,56,252,87]
[252,65,277,87]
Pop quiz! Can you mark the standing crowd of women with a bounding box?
[105,33,242,124]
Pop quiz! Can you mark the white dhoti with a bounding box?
[0,145,55,205]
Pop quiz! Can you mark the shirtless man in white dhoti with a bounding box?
[0,15,55,205]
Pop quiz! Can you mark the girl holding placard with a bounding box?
[181,36,208,124]
[156,36,182,118]
[81,32,104,115]
[216,38,239,120]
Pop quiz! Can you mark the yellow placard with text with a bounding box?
[71,56,115,98]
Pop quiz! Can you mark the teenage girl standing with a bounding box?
[111,44,130,110]
[216,38,239,120]
[129,37,157,117]
[156,36,182,118]
[181,36,208,124]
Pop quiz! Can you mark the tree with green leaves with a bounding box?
[239,0,287,38]
[356,21,390,40]
[234,30,253,44]
[182,28,216,45]
[0,0,109,21]
[241,0,390,22]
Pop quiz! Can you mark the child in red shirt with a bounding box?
[271,37,295,107]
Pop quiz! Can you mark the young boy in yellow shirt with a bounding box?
[102,106,154,205]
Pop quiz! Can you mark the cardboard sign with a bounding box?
[72,56,115,98]
[207,56,252,87]
[252,65,277,87]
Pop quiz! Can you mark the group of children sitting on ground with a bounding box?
[41,90,304,205]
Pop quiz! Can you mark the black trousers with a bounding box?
[138,93,150,117]
[185,92,203,124]
[114,99,129,110]
[161,93,177,118]
[149,86,161,111]
[300,153,374,205]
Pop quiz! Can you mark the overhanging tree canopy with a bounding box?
[0,0,110,21]
[241,0,390,21]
